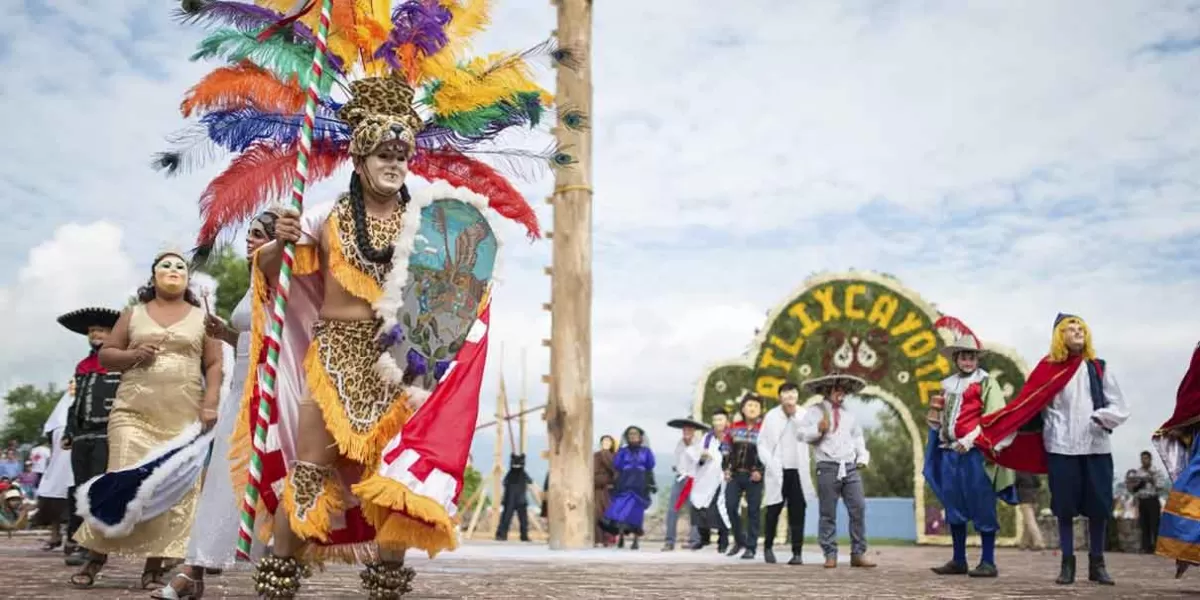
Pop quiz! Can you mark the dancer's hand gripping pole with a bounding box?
[236,0,333,562]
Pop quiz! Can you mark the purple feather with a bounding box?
[434,359,452,380]
[406,348,429,376]
[379,324,406,348]
[374,0,453,72]
[180,1,346,76]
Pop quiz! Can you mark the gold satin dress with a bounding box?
[76,304,206,558]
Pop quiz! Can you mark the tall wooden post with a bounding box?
[488,374,506,533]
[520,348,528,455]
[545,0,594,550]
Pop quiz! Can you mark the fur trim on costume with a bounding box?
[75,421,212,539]
[371,177,502,390]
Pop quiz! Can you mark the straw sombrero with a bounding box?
[801,371,868,395]
[939,334,988,359]
[57,307,120,336]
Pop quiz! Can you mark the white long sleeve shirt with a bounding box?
[673,436,702,480]
[1042,360,1130,455]
[798,399,870,479]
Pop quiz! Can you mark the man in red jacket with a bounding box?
[975,313,1129,586]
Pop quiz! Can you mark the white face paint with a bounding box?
[153,254,190,296]
[357,141,410,198]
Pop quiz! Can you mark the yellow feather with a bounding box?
[413,0,491,83]
[430,50,551,116]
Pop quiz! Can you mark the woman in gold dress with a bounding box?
[71,251,222,589]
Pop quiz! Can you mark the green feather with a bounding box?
[191,28,336,95]
[432,91,544,136]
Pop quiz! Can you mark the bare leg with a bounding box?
[256,398,337,598]
[272,398,340,557]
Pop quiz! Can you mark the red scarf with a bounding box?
[975,355,1086,473]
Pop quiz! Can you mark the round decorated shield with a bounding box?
[385,198,497,391]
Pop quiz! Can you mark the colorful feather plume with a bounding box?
[164,0,554,246]
[374,0,453,76]
[410,150,540,240]
[191,28,343,92]
[196,139,346,248]
[181,61,308,117]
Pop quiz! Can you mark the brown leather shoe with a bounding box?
[824,556,837,568]
[851,554,877,568]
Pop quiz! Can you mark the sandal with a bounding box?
[150,573,204,599]
[69,555,107,588]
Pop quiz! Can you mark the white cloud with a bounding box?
[0,222,141,399]
[2,1,1199,479]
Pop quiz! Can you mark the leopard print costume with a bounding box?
[305,318,409,461]
[338,74,423,157]
[288,461,336,524]
[328,194,405,295]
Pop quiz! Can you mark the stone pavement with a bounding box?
[0,536,1197,599]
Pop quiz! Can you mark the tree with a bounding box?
[197,245,250,320]
[458,464,484,512]
[860,407,914,498]
[1,383,62,445]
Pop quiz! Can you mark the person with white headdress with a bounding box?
[797,371,876,569]
[923,334,1017,578]
[757,381,817,565]
[32,384,75,551]
[71,249,223,590]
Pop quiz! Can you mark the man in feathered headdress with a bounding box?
[976,314,1130,586]
[248,72,475,597]
[923,334,1016,578]
[168,3,549,597]
[55,307,121,566]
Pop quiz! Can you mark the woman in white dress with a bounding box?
[154,210,279,600]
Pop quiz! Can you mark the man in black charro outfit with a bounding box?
[56,307,122,566]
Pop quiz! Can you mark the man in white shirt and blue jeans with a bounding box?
[798,371,876,569]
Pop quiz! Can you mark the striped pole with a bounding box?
[235,0,333,561]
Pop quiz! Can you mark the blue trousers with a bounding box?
[932,448,999,532]
[1046,453,1113,521]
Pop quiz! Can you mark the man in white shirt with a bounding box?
[662,417,705,551]
[976,313,1130,586]
[757,382,816,565]
[798,371,876,569]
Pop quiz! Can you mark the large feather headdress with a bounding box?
[159,0,558,257]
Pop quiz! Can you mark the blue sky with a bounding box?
[1,1,1199,481]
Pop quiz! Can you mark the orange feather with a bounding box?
[181,61,307,118]
[196,140,347,246]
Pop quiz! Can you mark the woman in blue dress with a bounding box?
[600,426,656,550]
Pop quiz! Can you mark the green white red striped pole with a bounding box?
[235,0,332,561]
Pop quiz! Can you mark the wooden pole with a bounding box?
[489,371,506,534]
[520,348,528,455]
[546,0,594,551]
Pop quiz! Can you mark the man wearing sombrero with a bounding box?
[797,371,876,568]
[923,334,1017,578]
[663,416,708,551]
[56,306,121,565]
[975,313,1129,586]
